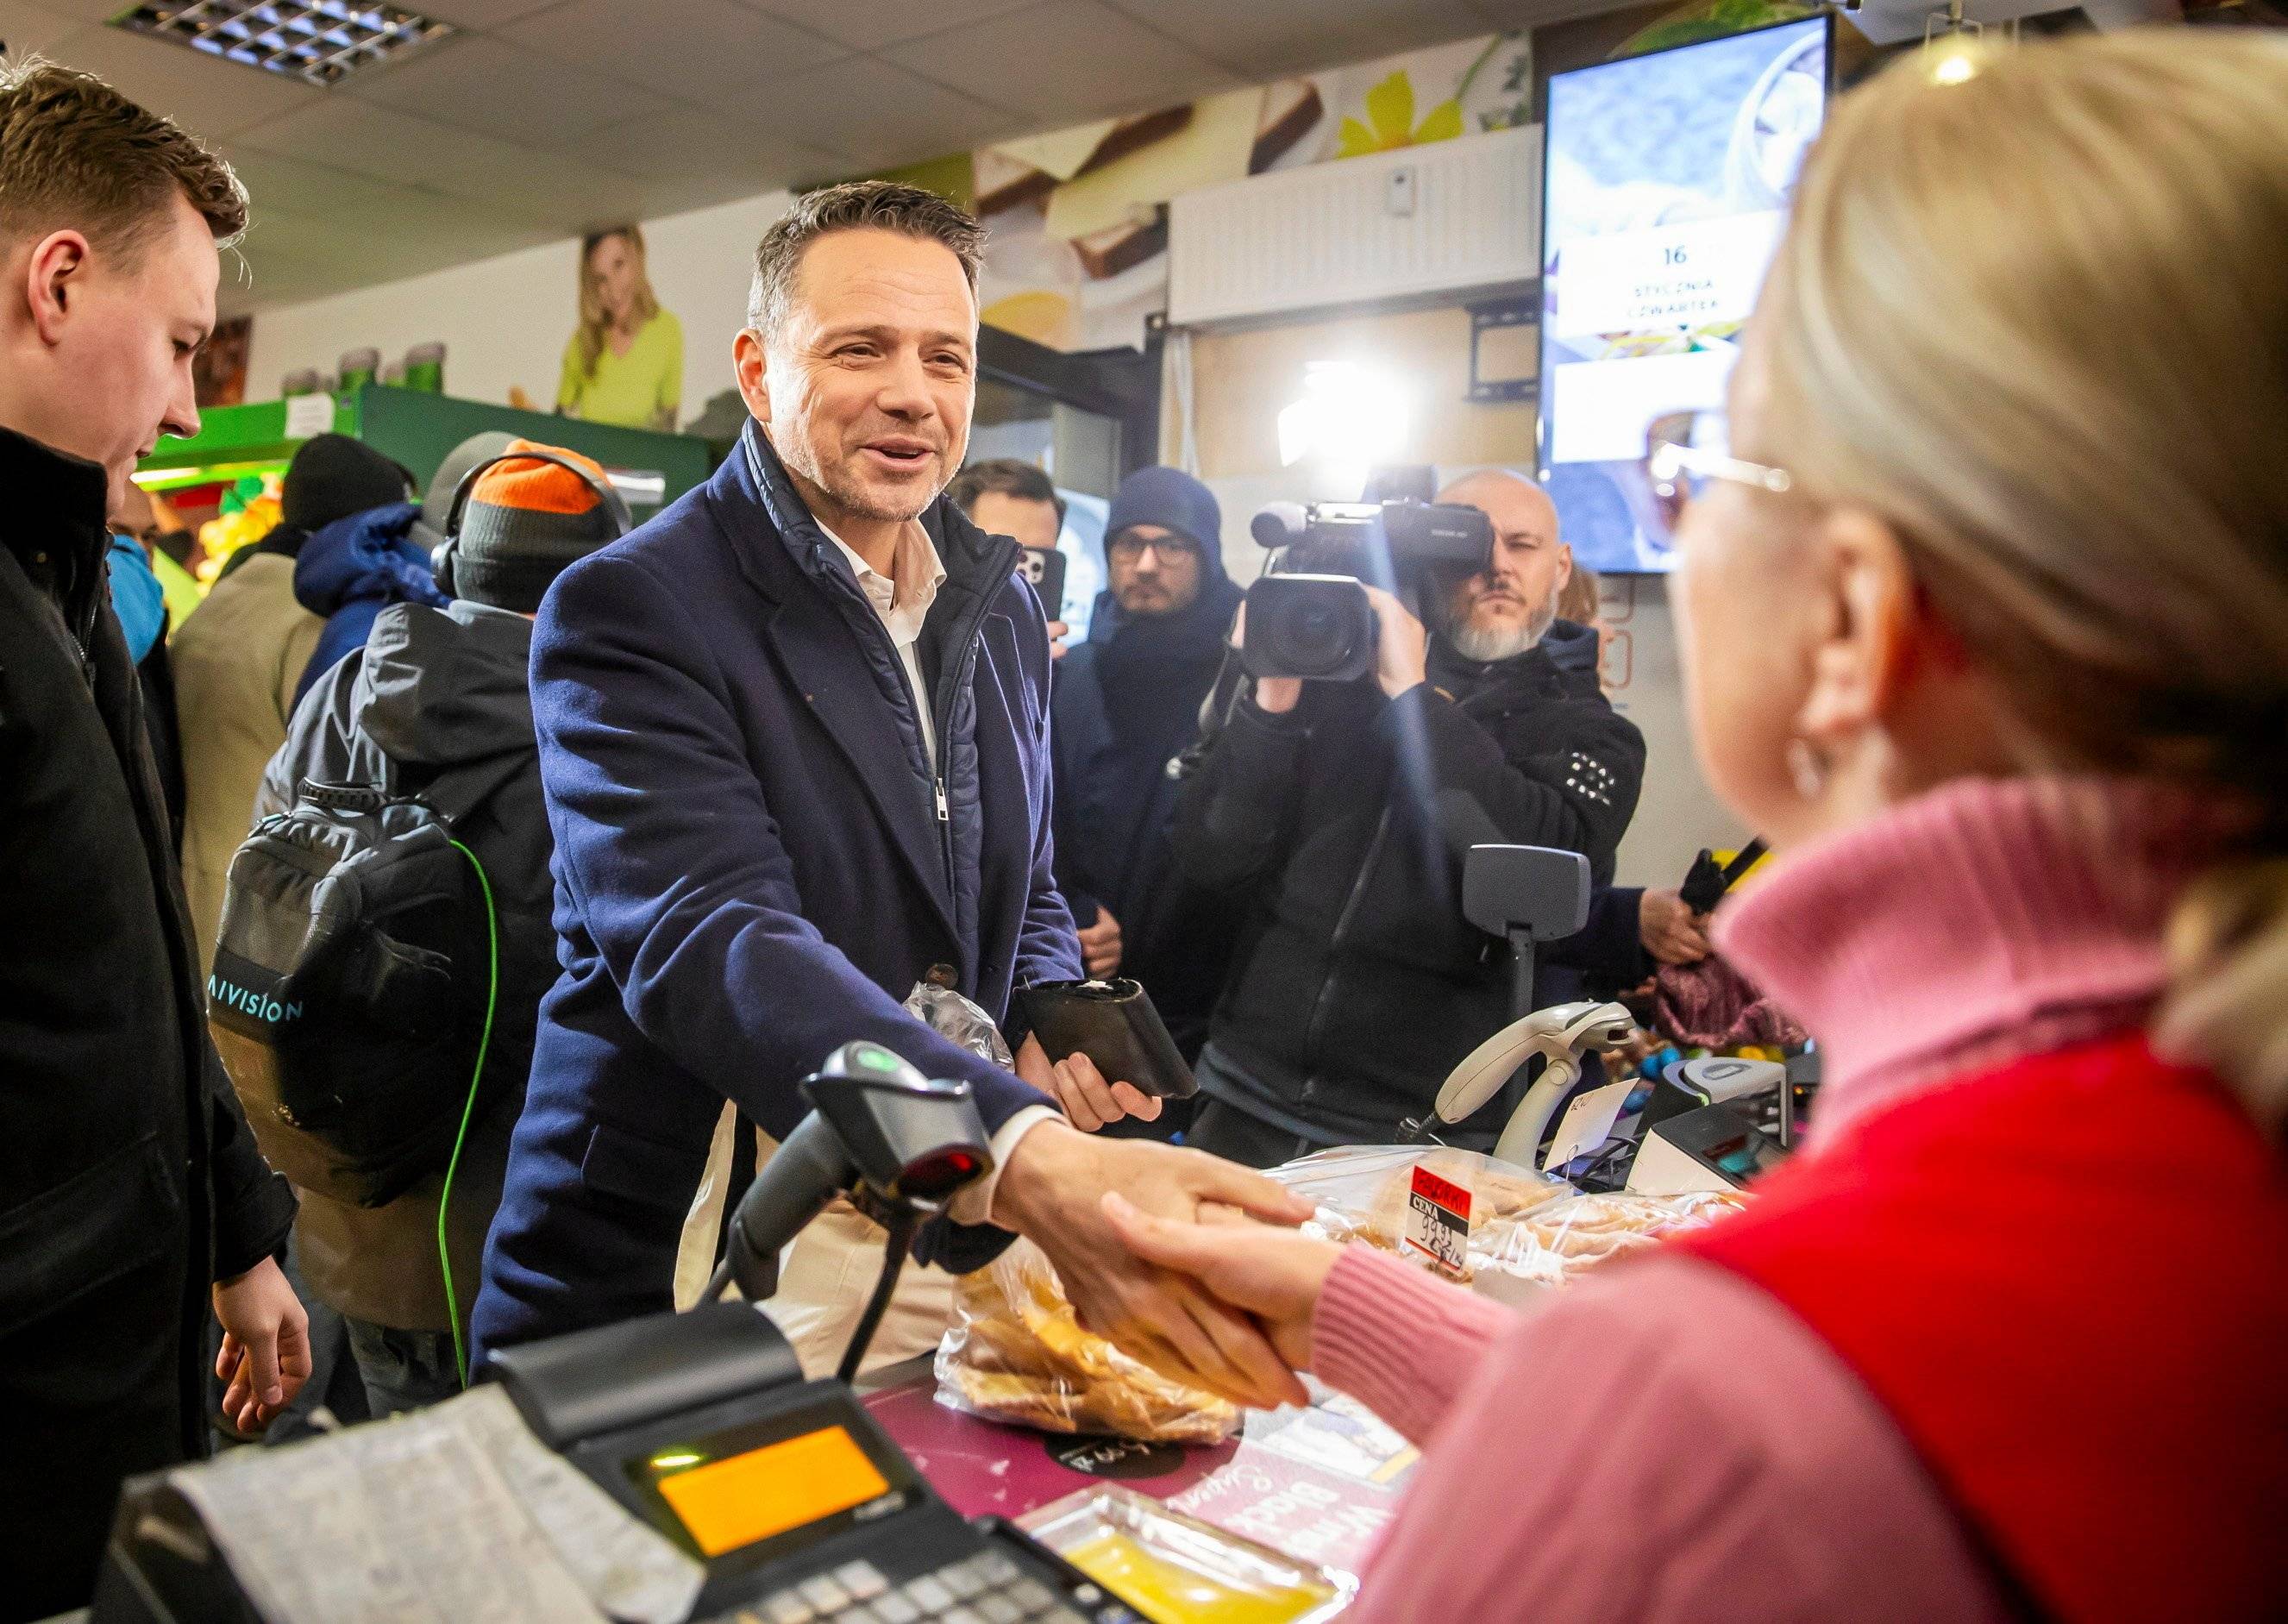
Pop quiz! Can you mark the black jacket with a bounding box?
[1173,620,1647,1147]
[1050,571,1245,1057]
[0,427,295,1621]
[255,600,556,1338]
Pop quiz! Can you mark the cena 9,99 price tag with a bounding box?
[1402,1164,1471,1280]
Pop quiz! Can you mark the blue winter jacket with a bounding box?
[290,500,446,707]
[471,423,1080,1366]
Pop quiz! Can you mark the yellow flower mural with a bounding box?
[1336,68,1465,157]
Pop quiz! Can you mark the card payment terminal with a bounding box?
[502,1302,1145,1624]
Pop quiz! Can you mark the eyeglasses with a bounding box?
[1645,409,1794,501]
[1107,532,1198,563]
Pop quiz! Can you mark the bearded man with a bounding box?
[1171,468,1669,1166]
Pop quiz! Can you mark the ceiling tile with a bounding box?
[416,0,560,25]
[567,106,835,185]
[723,55,1016,167]
[736,0,1038,53]
[222,248,342,317]
[235,98,631,217]
[1105,0,1489,78]
[16,0,141,20]
[505,0,843,105]
[886,0,1234,126]
[348,31,667,145]
[37,22,318,139]
[223,147,413,224]
[0,1,78,59]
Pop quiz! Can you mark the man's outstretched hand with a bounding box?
[992,1123,1313,1411]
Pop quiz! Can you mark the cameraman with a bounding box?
[1175,469,1655,1166]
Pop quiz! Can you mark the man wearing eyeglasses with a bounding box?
[1048,467,1245,1095]
[1175,467,1689,1168]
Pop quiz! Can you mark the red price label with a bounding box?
[1401,1164,1471,1279]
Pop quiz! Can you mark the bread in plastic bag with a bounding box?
[1474,1189,1748,1288]
[935,1238,1239,1444]
[1263,1145,1574,1281]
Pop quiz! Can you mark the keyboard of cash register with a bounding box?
[698,1546,1118,1624]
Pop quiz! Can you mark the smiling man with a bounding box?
[0,60,304,1620]
[473,183,1309,1405]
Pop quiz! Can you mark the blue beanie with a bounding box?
[1106,466,1222,564]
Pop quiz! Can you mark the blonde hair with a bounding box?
[574,225,660,380]
[1757,32,2288,1125]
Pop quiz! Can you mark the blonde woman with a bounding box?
[556,225,682,431]
[1104,33,2288,1622]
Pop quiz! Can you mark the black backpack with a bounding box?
[209,768,510,1208]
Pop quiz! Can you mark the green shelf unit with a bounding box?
[138,386,716,518]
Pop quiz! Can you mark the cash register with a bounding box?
[93,1045,1151,1624]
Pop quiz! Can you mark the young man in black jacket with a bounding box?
[1176,469,1684,1165]
[1048,466,1245,1073]
[0,61,304,1620]
[252,440,625,1415]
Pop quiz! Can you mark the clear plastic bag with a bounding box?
[906,980,1013,1068]
[1264,1145,1575,1282]
[934,1238,1240,1445]
[1472,1189,1749,1288]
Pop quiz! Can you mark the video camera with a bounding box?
[1243,498,1493,682]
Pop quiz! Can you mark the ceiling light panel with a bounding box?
[115,2,454,88]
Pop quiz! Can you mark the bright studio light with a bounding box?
[1277,361,1411,475]
[1929,42,1978,84]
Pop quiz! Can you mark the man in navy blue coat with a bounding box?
[472,182,1308,1410]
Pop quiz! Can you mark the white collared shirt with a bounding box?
[816,517,1059,1224]
[818,518,947,761]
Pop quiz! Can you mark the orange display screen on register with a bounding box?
[652,1426,891,1558]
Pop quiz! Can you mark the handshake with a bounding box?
[990,1119,1350,1411]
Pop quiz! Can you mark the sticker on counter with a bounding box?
[1401,1165,1470,1279]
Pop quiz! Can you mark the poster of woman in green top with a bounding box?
[558,226,683,431]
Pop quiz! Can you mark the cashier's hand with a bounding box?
[1100,1192,1342,1376]
[1639,887,1713,965]
[212,1257,311,1433]
[1361,586,1429,700]
[1016,1031,1158,1132]
[994,1124,1314,1409]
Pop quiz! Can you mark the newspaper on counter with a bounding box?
[165,1383,703,1624]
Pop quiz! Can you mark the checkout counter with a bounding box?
[85,1047,1351,1624]
[86,996,1791,1624]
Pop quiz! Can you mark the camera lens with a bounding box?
[1290,601,1341,655]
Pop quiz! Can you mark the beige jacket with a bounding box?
[172,549,322,975]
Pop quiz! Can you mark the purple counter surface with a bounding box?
[859,1358,1238,1521]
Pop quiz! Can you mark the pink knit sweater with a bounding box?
[1307,776,2231,1621]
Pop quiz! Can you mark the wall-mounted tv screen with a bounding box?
[1539,16,1832,574]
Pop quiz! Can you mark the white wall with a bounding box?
[245,188,795,425]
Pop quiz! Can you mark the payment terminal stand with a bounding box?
[93,1044,1150,1624]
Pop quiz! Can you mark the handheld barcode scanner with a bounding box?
[1431,1000,1639,1168]
[708,1042,993,1382]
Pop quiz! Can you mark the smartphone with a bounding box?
[1017,545,1068,619]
